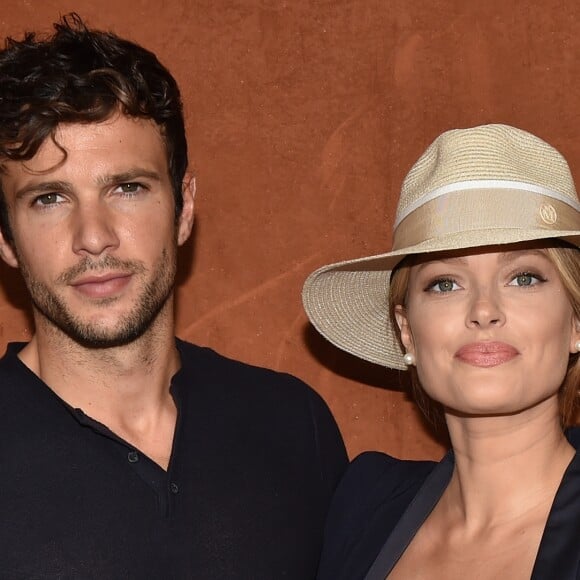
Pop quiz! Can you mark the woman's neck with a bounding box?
[442,400,575,530]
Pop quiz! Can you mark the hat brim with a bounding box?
[302,229,580,370]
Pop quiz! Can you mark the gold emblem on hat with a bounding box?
[539,202,557,225]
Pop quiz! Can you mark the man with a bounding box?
[0,14,347,578]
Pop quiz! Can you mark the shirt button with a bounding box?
[170,482,179,494]
[127,451,139,463]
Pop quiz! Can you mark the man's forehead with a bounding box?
[5,117,164,166]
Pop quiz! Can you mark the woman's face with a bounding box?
[395,245,580,418]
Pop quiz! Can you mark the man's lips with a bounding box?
[70,273,132,298]
[454,342,519,368]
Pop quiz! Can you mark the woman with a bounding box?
[302,124,580,579]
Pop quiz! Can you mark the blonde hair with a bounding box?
[389,242,580,428]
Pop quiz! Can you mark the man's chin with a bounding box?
[30,275,174,350]
[67,331,148,349]
[36,311,157,350]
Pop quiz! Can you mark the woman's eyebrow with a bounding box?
[497,249,548,263]
[414,255,468,272]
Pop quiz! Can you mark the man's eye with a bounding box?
[116,183,145,195]
[425,278,460,293]
[33,193,64,206]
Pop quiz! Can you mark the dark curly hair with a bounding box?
[0,13,188,241]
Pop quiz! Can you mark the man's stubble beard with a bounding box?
[19,248,177,349]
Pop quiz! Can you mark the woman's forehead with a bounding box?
[407,241,556,268]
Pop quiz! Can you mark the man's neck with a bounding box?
[18,308,181,469]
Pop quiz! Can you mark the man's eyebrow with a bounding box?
[96,169,163,187]
[15,180,73,199]
[14,169,163,199]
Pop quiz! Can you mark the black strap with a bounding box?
[363,453,454,580]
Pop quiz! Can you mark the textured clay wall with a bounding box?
[1,1,579,460]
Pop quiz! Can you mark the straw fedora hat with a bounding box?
[302,124,580,370]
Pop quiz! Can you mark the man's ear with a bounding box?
[177,174,196,246]
[0,227,19,269]
[394,304,415,355]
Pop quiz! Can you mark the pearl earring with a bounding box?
[576,340,580,353]
[403,352,415,366]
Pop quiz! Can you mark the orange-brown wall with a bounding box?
[1,1,579,460]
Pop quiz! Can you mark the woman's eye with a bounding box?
[426,278,459,293]
[508,272,545,287]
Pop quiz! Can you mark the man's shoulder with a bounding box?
[0,342,25,368]
[174,338,345,447]
[0,342,35,400]
[175,339,348,479]
[175,338,287,374]
[175,338,315,396]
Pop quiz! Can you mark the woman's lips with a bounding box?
[454,342,519,368]
[70,273,132,299]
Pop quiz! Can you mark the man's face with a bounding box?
[0,114,193,347]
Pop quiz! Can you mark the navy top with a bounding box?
[318,428,580,580]
[0,339,347,579]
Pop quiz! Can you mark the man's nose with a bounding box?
[71,201,120,256]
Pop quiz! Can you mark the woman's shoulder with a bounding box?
[318,452,439,580]
[328,451,438,530]
[344,451,437,487]
[566,426,580,448]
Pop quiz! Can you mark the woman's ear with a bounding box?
[394,304,415,355]
[177,174,196,246]
[570,315,580,354]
